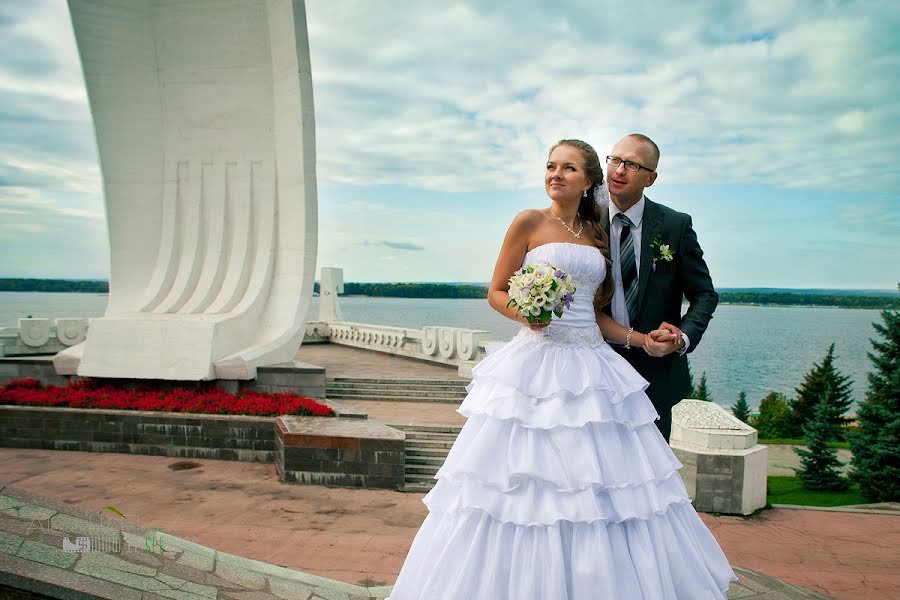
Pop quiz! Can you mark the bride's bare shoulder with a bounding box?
[502,209,546,242]
[510,209,546,227]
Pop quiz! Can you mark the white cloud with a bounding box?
[3,223,45,233]
[0,186,103,221]
[306,0,900,192]
[0,0,897,284]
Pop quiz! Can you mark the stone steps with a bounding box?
[395,424,461,492]
[325,391,466,404]
[328,377,466,386]
[392,424,463,434]
[403,431,461,441]
[404,439,455,450]
[399,483,434,493]
[405,454,447,467]
[325,377,469,405]
[327,381,469,393]
[401,447,450,457]
[405,464,440,476]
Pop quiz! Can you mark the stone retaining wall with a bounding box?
[0,406,276,463]
[0,406,407,490]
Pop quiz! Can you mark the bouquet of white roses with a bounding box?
[506,263,576,325]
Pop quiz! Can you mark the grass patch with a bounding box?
[767,476,866,507]
[758,438,850,449]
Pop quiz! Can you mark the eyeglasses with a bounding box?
[606,156,654,173]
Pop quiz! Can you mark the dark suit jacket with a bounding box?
[601,197,718,412]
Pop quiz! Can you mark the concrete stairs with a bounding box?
[391,424,462,492]
[325,377,469,404]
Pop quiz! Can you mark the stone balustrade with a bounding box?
[2,317,494,378]
[306,320,493,377]
[0,318,90,357]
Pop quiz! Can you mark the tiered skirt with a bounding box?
[388,328,736,599]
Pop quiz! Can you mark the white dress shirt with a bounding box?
[608,196,690,352]
[608,196,645,328]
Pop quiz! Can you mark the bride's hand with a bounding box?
[643,324,684,357]
[650,324,680,343]
[527,320,550,331]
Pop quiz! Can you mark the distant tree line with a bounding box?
[314,282,489,299]
[313,283,897,306]
[5,278,899,308]
[0,279,108,293]
[717,291,897,310]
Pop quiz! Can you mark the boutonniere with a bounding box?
[649,235,674,272]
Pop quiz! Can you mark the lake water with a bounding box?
[0,292,885,412]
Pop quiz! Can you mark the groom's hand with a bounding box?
[642,322,684,357]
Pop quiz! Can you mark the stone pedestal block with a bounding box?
[276,416,405,489]
[670,399,768,515]
[253,361,325,399]
[671,443,768,515]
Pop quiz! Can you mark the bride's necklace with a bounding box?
[549,208,584,239]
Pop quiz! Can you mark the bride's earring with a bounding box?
[582,189,588,198]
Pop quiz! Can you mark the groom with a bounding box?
[601,133,718,441]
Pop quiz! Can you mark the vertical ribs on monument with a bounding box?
[55,0,318,382]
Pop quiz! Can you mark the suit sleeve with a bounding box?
[676,215,718,352]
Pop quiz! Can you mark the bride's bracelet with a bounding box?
[625,327,634,349]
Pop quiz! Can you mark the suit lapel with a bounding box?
[637,198,662,318]
[599,204,611,316]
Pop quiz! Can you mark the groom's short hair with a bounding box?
[625,133,660,170]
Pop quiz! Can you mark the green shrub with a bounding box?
[754,392,793,439]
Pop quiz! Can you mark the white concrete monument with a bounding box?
[55,0,318,380]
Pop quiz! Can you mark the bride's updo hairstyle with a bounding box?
[549,139,615,310]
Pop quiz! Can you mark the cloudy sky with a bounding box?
[1,0,898,288]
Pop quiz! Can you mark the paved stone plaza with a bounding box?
[0,480,851,600]
[295,343,467,380]
[1,344,898,599]
[2,443,898,598]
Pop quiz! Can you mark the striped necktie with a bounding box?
[616,213,639,324]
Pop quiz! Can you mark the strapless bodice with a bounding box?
[521,242,606,329]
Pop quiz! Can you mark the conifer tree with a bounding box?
[789,344,853,437]
[850,310,900,502]
[795,394,848,491]
[695,372,711,402]
[731,391,750,423]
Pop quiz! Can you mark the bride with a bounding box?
[387,140,736,599]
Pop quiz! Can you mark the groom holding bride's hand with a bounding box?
[600,133,718,441]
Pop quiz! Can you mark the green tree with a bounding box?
[849,310,900,502]
[789,344,854,438]
[754,392,793,439]
[794,395,848,491]
[694,372,711,402]
[731,391,750,423]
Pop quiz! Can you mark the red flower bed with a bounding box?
[0,378,333,417]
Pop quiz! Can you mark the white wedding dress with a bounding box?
[388,242,736,599]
